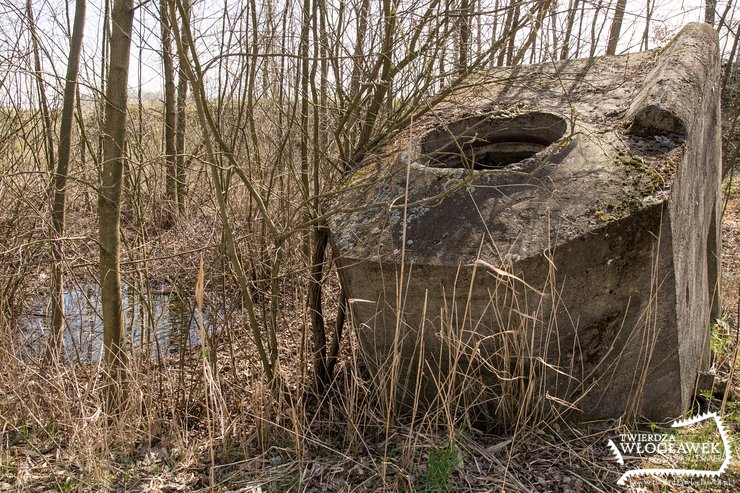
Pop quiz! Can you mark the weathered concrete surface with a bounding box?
[329,23,722,422]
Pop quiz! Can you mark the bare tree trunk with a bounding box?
[47,0,86,364]
[497,1,514,66]
[590,1,605,57]
[309,0,334,390]
[98,0,111,173]
[458,0,471,73]
[505,1,520,64]
[717,0,735,31]
[475,0,482,60]
[308,225,329,388]
[512,0,550,65]
[299,0,310,208]
[641,0,653,51]
[298,0,329,387]
[575,0,585,56]
[340,0,370,164]
[561,0,580,59]
[353,0,396,161]
[26,0,55,173]
[488,0,500,67]
[549,0,558,59]
[723,21,739,93]
[161,0,177,216]
[326,289,346,377]
[100,0,135,414]
[606,0,627,55]
[705,0,716,26]
[175,0,190,215]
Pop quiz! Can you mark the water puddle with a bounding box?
[19,283,219,362]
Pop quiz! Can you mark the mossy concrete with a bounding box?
[329,23,722,421]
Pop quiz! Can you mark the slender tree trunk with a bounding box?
[590,1,604,57]
[549,0,558,59]
[175,0,190,214]
[717,0,735,32]
[161,0,177,216]
[561,0,580,59]
[100,0,135,414]
[26,0,55,173]
[723,22,739,93]
[340,0,369,164]
[512,0,550,65]
[308,225,329,388]
[353,0,396,161]
[575,0,585,56]
[326,289,346,377]
[98,0,111,173]
[458,0,471,73]
[298,0,328,386]
[505,1,520,65]
[299,0,311,205]
[488,0,499,67]
[705,0,716,26]
[308,0,332,389]
[496,1,514,66]
[606,0,627,55]
[47,0,86,363]
[641,0,653,51]
[475,0,482,60]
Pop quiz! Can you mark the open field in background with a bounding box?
[0,0,739,491]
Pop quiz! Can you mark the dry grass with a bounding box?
[0,90,739,492]
[1,185,739,492]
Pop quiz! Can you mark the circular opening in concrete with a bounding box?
[421,112,567,170]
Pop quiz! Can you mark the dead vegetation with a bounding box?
[1,177,739,492]
[0,0,739,492]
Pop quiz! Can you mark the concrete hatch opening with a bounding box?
[421,111,567,170]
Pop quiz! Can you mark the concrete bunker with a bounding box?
[329,23,723,425]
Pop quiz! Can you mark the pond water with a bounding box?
[20,283,219,362]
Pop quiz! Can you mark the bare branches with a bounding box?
[47,0,86,364]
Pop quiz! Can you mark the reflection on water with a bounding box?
[20,284,218,362]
